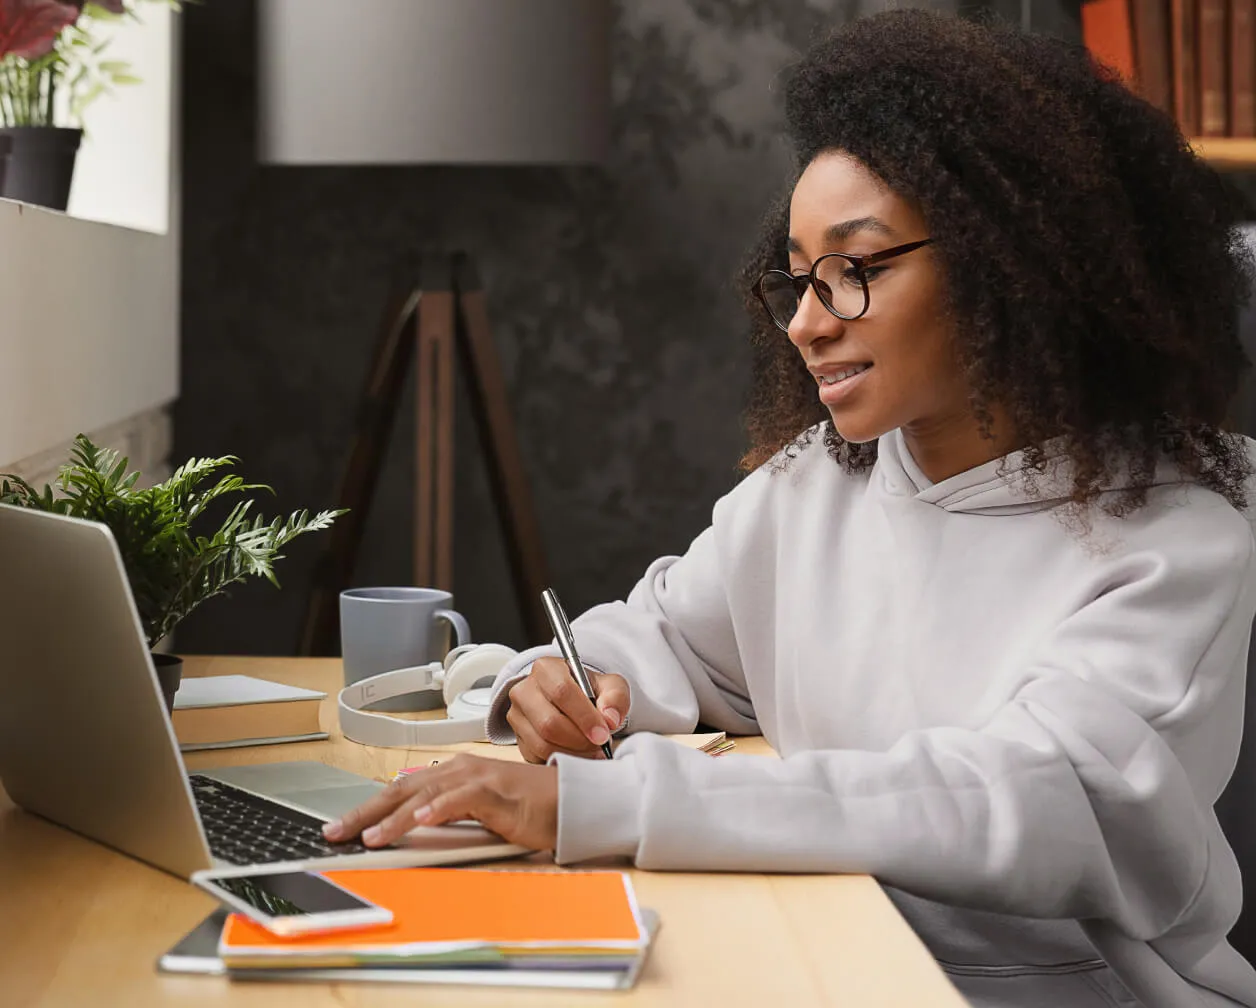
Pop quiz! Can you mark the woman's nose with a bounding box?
[786,285,845,351]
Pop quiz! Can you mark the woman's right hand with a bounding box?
[505,657,630,764]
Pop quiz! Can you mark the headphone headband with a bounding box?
[337,643,517,748]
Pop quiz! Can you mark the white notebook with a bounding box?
[173,675,325,709]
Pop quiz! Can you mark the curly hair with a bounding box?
[739,9,1254,515]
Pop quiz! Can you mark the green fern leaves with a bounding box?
[0,435,345,648]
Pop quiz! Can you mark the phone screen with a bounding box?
[211,872,373,919]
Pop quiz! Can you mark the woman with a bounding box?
[325,11,1256,1006]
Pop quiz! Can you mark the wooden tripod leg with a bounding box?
[453,252,551,644]
[415,254,457,590]
[297,282,421,656]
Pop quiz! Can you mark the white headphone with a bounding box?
[337,643,518,747]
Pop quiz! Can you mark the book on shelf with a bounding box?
[1171,0,1201,135]
[1231,0,1256,136]
[1083,0,1138,86]
[172,675,327,751]
[1084,0,1256,142]
[1131,0,1174,115]
[1198,0,1228,135]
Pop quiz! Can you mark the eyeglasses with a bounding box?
[754,238,934,331]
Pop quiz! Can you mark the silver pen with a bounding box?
[541,588,615,759]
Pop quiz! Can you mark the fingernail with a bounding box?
[362,826,381,846]
[412,805,432,825]
[322,820,342,839]
[603,708,621,730]
[589,725,610,746]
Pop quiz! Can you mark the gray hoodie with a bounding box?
[487,427,1256,1008]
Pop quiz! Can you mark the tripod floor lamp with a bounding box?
[297,252,552,654]
[255,0,611,652]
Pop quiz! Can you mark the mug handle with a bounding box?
[434,608,471,650]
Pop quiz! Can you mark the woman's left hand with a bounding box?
[321,754,559,852]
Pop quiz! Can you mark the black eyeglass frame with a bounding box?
[754,237,935,331]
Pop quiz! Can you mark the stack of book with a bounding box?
[162,868,658,991]
[172,675,327,751]
[1082,0,1254,138]
[693,731,736,757]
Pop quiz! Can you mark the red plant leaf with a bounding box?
[0,0,80,60]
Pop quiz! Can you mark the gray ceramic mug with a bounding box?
[339,587,471,712]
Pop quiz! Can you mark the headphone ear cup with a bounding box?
[441,643,519,707]
[443,642,480,671]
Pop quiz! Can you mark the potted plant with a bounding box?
[0,0,179,210]
[0,435,345,710]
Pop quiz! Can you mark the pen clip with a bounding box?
[543,588,574,640]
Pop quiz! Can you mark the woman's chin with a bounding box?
[828,412,888,446]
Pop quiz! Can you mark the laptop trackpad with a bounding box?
[282,783,383,820]
[196,761,384,820]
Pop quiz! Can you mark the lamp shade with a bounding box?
[258,0,611,165]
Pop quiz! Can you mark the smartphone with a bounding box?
[190,866,393,937]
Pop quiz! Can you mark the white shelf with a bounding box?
[0,10,180,468]
[0,196,178,467]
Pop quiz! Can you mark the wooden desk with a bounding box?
[0,656,967,1008]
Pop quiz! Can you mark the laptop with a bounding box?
[0,504,528,878]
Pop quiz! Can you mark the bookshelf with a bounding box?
[956,4,1256,171]
[1191,138,1256,171]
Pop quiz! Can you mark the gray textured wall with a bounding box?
[176,0,1088,656]
[175,1,855,655]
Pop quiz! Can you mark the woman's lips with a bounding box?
[817,364,872,407]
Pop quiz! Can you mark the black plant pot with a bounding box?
[0,134,11,196]
[0,126,82,212]
[152,652,183,715]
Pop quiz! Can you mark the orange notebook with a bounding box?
[220,868,647,959]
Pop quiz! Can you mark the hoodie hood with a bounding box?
[875,427,1240,516]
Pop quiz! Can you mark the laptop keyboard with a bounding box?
[189,775,369,865]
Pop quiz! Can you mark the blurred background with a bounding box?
[7,0,1256,658]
